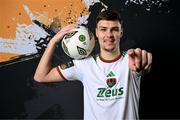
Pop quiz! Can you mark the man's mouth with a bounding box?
[104,39,115,44]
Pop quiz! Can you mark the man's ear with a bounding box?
[120,29,123,38]
[95,28,98,37]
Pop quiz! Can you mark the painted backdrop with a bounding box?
[0,0,179,119]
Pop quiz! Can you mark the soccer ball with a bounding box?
[61,26,95,59]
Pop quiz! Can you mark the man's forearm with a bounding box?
[34,39,57,81]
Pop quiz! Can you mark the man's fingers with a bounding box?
[52,24,79,43]
[128,49,136,71]
[128,48,142,72]
[61,24,79,33]
[144,52,152,70]
[141,50,147,68]
[128,48,152,74]
[134,48,142,72]
[127,49,135,57]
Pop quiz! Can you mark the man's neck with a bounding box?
[100,49,121,61]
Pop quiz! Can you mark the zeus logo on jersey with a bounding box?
[96,71,124,101]
[97,87,124,98]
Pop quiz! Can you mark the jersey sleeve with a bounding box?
[131,71,142,80]
[56,60,81,81]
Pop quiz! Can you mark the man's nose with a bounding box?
[106,30,113,37]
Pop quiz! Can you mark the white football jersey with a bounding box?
[57,52,141,120]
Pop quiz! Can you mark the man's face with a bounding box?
[96,20,123,52]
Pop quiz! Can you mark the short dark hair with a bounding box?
[96,9,123,27]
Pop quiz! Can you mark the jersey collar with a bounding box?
[99,54,121,63]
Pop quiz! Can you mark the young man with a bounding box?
[34,10,152,119]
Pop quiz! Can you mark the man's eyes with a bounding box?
[99,28,120,32]
[100,29,106,31]
[112,28,120,31]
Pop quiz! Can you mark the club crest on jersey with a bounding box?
[106,78,116,88]
[106,71,116,88]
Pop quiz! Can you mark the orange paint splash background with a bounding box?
[0,0,89,62]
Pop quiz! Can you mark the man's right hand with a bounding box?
[51,24,79,44]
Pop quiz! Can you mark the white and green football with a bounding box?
[61,26,95,59]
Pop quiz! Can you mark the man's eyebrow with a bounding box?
[98,26,107,28]
[98,26,120,29]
